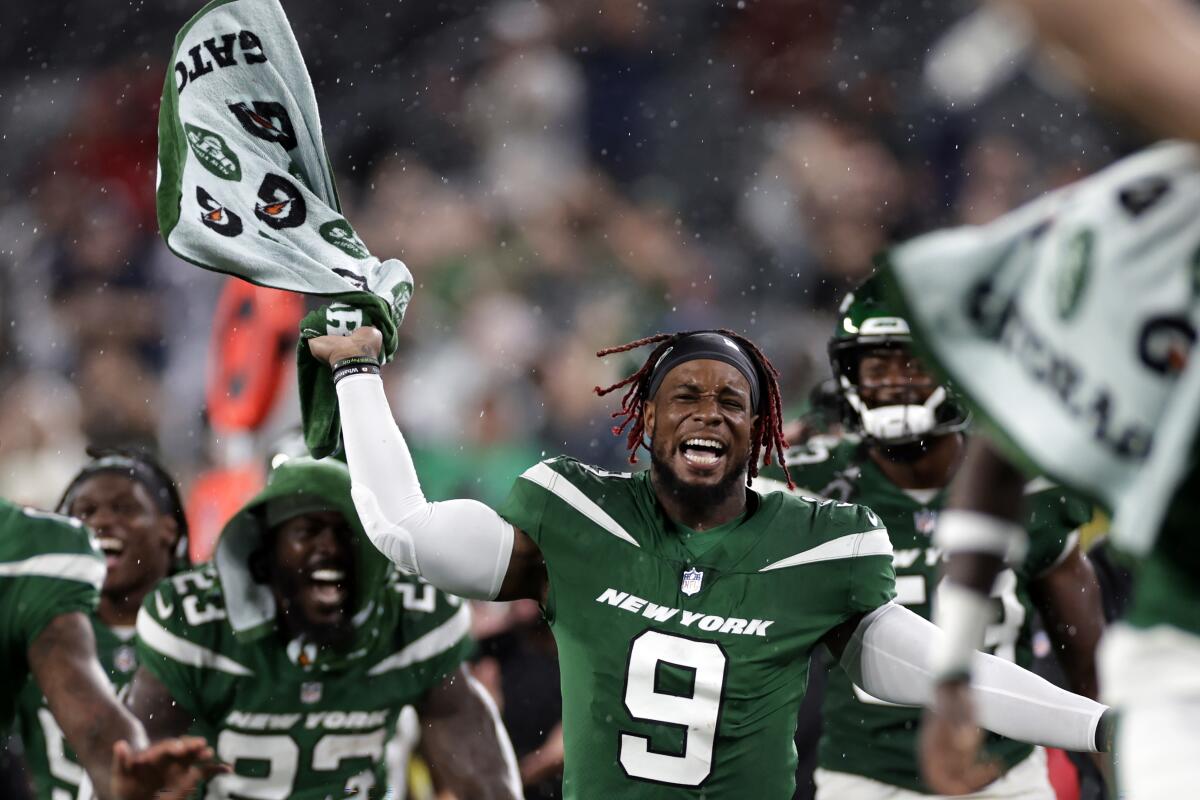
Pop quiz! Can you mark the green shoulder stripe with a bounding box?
[0,552,105,589]
[367,603,470,676]
[135,608,253,676]
[515,459,640,548]
[759,527,892,572]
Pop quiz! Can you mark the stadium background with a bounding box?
[0,1,1129,798]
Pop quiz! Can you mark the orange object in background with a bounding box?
[207,279,305,433]
[185,464,264,564]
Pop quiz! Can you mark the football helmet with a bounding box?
[828,276,969,445]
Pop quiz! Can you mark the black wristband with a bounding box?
[331,355,381,385]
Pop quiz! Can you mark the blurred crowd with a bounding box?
[0,0,1135,797]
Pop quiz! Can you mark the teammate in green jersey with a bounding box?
[124,456,520,800]
[15,450,188,800]
[0,496,224,800]
[758,280,1106,798]
[869,1,1200,797]
[309,324,1112,799]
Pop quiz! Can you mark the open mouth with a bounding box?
[98,537,124,567]
[306,567,348,609]
[679,437,727,468]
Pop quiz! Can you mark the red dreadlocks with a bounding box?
[594,330,793,488]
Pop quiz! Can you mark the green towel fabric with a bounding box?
[156,0,415,455]
[298,303,399,459]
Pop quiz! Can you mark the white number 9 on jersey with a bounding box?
[619,630,729,786]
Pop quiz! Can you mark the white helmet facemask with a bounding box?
[843,382,949,442]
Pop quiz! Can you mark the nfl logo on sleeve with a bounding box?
[681,567,704,596]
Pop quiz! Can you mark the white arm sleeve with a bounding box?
[335,372,514,600]
[840,603,1106,753]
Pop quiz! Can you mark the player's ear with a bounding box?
[642,399,656,435]
[157,516,179,553]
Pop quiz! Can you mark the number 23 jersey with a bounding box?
[135,564,471,800]
[498,457,897,799]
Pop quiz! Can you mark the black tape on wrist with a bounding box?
[332,355,381,385]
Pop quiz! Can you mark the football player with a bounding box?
[307,325,1112,799]
[760,279,1105,798]
[0,496,224,800]
[125,456,520,800]
[15,450,189,800]
[893,1,1200,796]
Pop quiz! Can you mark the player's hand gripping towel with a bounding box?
[156,0,411,456]
[298,302,398,458]
[881,141,1200,555]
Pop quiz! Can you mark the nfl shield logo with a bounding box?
[300,682,323,704]
[681,568,704,596]
[914,510,938,537]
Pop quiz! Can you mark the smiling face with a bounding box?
[643,359,759,508]
[269,510,357,647]
[66,473,176,601]
[856,347,937,408]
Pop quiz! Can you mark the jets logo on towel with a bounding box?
[320,219,370,259]
[228,100,298,150]
[1055,229,1093,321]
[196,186,243,237]
[255,174,307,229]
[184,123,241,181]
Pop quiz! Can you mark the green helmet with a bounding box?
[828,275,969,444]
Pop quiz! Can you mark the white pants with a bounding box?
[1100,623,1200,799]
[814,747,1052,800]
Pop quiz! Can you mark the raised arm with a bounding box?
[29,612,221,800]
[308,327,546,601]
[918,437,1042,792]
[416,666,523,800]
[1002,0,1200,142]
[1029,544,1105,700]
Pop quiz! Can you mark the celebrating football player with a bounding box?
[14,450,189,800]
[0,495,225,800]
[760,278,1105,798]
[891,1,1200,797]
[125,456,520,800]
[307,324,1112,799]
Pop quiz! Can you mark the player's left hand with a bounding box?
[919,680,1002,795]
[112,736,230,800]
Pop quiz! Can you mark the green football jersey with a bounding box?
[763,437,1090,793]
[17,620,138,800]
[0,500,104,729]
[135,563,471,800]
[498,456,897,799]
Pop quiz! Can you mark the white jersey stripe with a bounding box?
[759,528,893,572]
[368,603,471,676]
[0,553,105,589]
[135,607,254,676]
[519,462,641,548]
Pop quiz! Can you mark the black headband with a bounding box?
[58,454,187,536]
[646,332,762,410]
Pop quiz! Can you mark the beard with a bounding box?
[649,446,749,520]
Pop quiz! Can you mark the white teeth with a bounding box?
[98,537,124,554]
[683,438,724,451]
[683,450,720,466]
[310,569,345,582]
